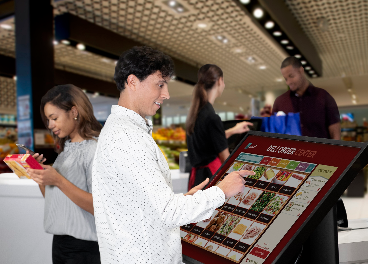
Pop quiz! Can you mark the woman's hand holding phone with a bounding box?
[26,151,47,164]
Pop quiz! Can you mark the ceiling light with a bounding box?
[216,35,223,40]
[246,56,256,64]
[305,66,311,70]
[92,92,100,98]
[352,94,356,99]
[197,23,207,29]
[238,89,243,93]
[265,21,274,29]
[76,43,85,50]
[286,46,294,50]
[82,89,87,93]
[61,40,70,45]
[352,100,357,104]
[232,48,244,53]
[273,31,282,37]
[223,102,227,106]
[222,38,228,44]
[53,40,59,45]
[0,24,12,30]
[239,107,244,111]
[177,7,184,12]
[115,60,118,65]
[294,54,302,58]
[253,8,264,19]
[301,60,307,65]
[276,78,283,82]
[240,0,250,4]
[280,40,289,45]
[309,70,315,74]
[347,88,352,92]
[101,58,111,63]
[259,65,266,70]
[312,74,318,78]
[13,76,17,81]
[168,0,176,7]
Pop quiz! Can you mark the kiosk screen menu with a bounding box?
[181,133,365,264]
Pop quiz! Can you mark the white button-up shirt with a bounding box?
[92,106,225,264]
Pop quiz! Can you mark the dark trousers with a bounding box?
[52,235,101,264]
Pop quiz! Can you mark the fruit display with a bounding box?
[152,127,186,142]
[154,126,187,170]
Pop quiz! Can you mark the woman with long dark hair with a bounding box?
[186,64,252,190]
[27,84,102,264]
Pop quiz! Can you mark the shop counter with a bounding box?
[0,170,189,264]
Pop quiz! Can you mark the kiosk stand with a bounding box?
[181,131,368,264]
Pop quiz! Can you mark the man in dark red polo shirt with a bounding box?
[272,56,341,140]
[273,57,341,264]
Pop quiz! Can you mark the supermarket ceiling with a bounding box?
[0,0,368,114]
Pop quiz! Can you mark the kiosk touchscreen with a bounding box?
[181,131,368,264]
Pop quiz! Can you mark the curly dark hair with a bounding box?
[114,46,175,92]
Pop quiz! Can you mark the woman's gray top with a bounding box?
[44,138,98,241]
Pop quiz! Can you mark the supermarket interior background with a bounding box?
[1,0,368,263]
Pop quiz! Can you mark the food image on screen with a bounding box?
[205,212,227,233]
[227,162,244,173]
[243,164,255,171]
[262,168,279,181]
[272,170,292,185]
[243,226,262,239]
[242,192,259,206]
[250,191,276,212]
[263,195,287,215]
[232,224,247,235]
[284,202,294,211]
[248,166,266,180]
[184,233,198,243]
[217,215,241,236]
[206,245,214,251]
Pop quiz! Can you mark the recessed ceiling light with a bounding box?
[286,46,294,50]
[309,70,315,74]
[295,54,302,58]
[273,31,282,37]
[239,106,244,111]
[352,100,357,104]
[13,76,17,81]
[197,23,207,29]
[223,102,227,106]
[76,43,85,50]
[347,88,352,92]
[280,40,289,45]
[177,7,184,12]
[352,94,356,99]
[253,8,264,19]
[92,92,99,98]
[276,78,283,82]
[115,60,118,65]
[246,56,256,64]
[301,60,307,65]
[265,21,274,29]
[168,0,176,7]
[61,40,70,45]
[53,40,59,45]
[232,48,244,53]
[216,35,223,40]
[240,0,250,4]
[0,24,12,30]
[222,38,228,44]
[259,65,266,70]
[312,74,318,78]
[305,66,311,70]
[101,58,111,63]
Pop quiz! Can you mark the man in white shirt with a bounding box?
[92,46,254,264]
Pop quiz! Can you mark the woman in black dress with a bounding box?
[186,64,252,190]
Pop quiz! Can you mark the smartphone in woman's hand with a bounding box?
[16,144,36,155]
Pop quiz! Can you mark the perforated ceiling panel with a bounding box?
[53,0,288,92]
[285,0,368,78]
